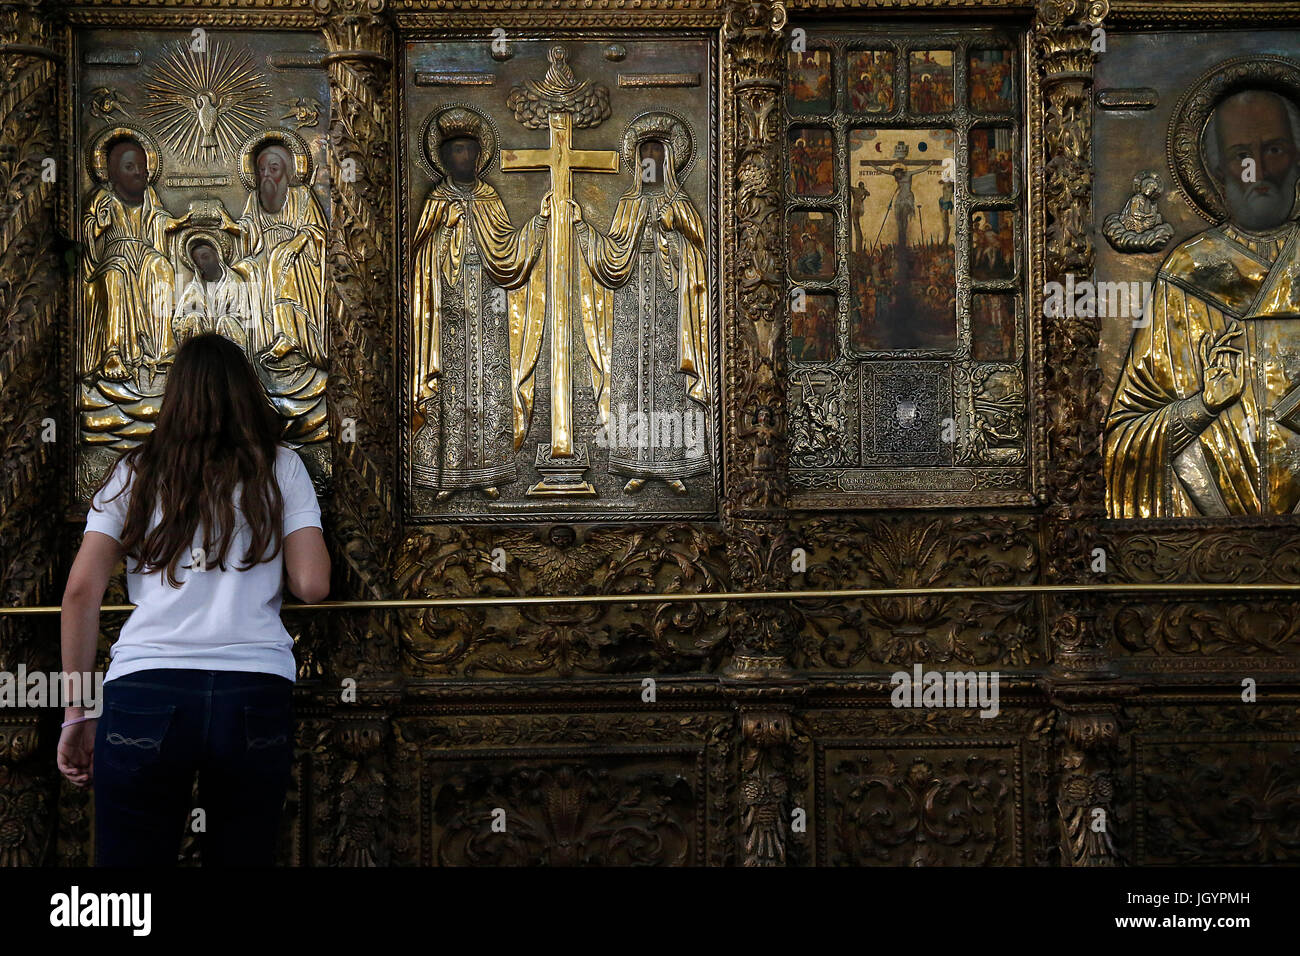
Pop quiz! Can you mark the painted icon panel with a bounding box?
[849,128,957,351]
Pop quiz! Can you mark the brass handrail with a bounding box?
[12,581,1300,614]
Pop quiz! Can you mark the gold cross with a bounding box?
[502,111,620,457]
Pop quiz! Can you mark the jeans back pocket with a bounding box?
[244,703,292,753]
[99,702,176,771]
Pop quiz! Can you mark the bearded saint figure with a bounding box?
[209,137,329,444]
[572,114,712,494]
[1106,88,1300,516]
[224,140,327,366]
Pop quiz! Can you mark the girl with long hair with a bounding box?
[57,333,331,866]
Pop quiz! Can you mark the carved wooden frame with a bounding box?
[2,0,1297,867]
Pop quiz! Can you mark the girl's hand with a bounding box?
[57,720,97,788]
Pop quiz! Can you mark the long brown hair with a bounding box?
[90,333,286,587]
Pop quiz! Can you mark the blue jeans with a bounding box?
[93,668,293,867]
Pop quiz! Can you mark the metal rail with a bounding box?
[10,581,1300,614]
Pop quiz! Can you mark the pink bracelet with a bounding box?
[61,715,97,728]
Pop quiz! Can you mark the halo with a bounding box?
[1167,55,1300,223]
[621,109,695,182]
[86,124,161,186]
[178,228,232,275]
[417,104,498,182]
[237,127,313,192]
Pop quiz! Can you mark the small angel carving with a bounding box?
[1103,169,1175,253]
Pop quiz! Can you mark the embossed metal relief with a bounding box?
[1101,169,1174,253]
[1099,42,1300,517]
[10,0,1298,873]
[74,29,332,497]
[401,36,720,521]
[783,25,1032,507]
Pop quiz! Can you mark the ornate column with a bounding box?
[722,0,793,679]
[1036,0,1111,681]
[1034,0,1131,866]
[1051,689,1129,866]
[315,0,397,866]
[316,0,400,682]
[737,707,793,866]
[0,0,64,867]
[722,0,803,867]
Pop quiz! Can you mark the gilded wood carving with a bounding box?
[0,0,1294,869]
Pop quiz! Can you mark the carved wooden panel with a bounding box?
[391,710,734,866]
[1129,701,1300,865]
[793,704,1057,867]
[790,513,1045,671]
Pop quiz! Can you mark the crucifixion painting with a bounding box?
[405,40,718,519]
[849,128,958,351]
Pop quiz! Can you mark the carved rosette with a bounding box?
[0,0,62,868]
[723,0,795,678]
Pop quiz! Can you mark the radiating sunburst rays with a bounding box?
[142,40,272,166]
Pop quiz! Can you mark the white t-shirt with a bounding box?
[83,444,323,683]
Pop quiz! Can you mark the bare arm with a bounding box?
[58,530,122,787]
[284,526,330,604]
[61,531,121,693]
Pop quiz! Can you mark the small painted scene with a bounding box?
[788,48,833,114]
[909,50,954,114]
[970,209,1015,280]
[848,50,895,114]
[970,127,1013,196]
[790,292,838,363]
[789,127,835,196]
[969,48,1014,113]
[789,210,836,280]
[971,294,1016,361]
[848,128,957,350]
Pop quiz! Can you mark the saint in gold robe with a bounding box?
[1105,221,1300,516]
[230,184,329,445]
[233,183,327,366]
[410,178,547,491]
[81,185,179,377]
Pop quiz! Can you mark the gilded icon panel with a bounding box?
[402,37,719,521]
[74,30,332,495]
[1096,35,1300,517]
